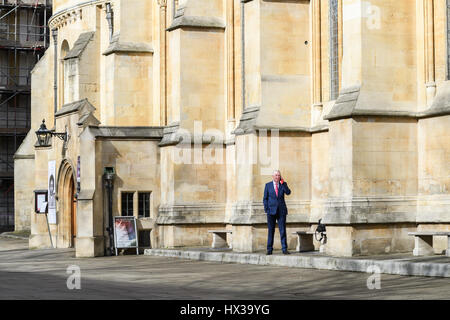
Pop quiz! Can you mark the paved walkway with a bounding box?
[0,238,449,300]
[144,247,450,278]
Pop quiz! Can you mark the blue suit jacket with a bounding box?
[263,181,291,215]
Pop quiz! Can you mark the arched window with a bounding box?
[60,40,69,106]
[329,0,339,100]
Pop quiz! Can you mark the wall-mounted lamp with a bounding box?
[35,119,69,148]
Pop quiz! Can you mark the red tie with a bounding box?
[275,183,278,197]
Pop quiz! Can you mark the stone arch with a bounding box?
[56,159,77,248]
[59,40,70,107]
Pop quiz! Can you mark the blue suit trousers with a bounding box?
[267,207,287,252]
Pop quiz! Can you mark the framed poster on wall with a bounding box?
[113,216,139,255]
[48,160,56,224]
[34,190,48,213]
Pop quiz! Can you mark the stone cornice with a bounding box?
[13,154,34,160]
[49,7,83,30]
[87,126,164,140]
[55,98,95,118]
[167,16,226,32]
[103,33,154,56]
[49,0,108,30]
[323,196,418,225]
[233,106,329,136]
[325,81,450,121]
[253,125,329,133]
[157,202,227,225]
[64,31,95,60]
[232,106,260,135]
[159,122,230,147]
[325,108,450,121]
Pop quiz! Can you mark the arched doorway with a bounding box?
[57,160,77,248]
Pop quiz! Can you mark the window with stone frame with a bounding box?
[329,0,339,100]
[121,192,134,217]
[138,192,150,218]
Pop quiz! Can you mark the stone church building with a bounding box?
[14,0,450,257]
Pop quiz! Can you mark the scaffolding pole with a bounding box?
[0,0,51,230]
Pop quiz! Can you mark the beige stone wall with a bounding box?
[311,131,329,222]
[16,0,450,258]
[433,0,448,87]
[353,117,418,197]
[31,49,54,131]
[244,0,312,128]
[230,131,312,251]
[52,3,102,115]
[159,224,225,249]
[117,0,153,44]
[417,115,450,225]
[101,139,161,218]
[104,53,154,126]
[14,131,36,231]
[180,0,224,18]
[99,139,161,250]
[77,35,101,114]
[102,0,154,126]
[328,119,353,199]
[352,224,416,256]
[29,146,54,249]
[231,132,311,208]
[259,0,311,127]
[325,226,354,257]
[180,30,225,131]
[13,157,35,231]
[341,0,416,111]
[325,224,416,257]
[50,1,156,126]
[159,144,228,227]
[418,116,450,197]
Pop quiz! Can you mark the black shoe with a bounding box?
[266,251,272,255]
[282,250,290,255]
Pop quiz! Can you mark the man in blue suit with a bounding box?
[263,170,291,255]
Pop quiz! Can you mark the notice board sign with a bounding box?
[34,190,48,213]
[113,216,139,255]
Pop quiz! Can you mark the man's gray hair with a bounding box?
[273,170,281,175]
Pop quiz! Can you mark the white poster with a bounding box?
[36,194,47,213]
[114,217,138,248]
[48,160,57,224]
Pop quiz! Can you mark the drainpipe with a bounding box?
[105,2,114,42]
[52,29,58,126]
[241,1,246,110]
[103,167,115,256]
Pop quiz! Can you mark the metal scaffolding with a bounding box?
[0,0,51,230]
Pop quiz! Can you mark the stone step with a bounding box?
[144,248,450,278]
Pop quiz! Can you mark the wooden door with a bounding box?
[70,176,76,247]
